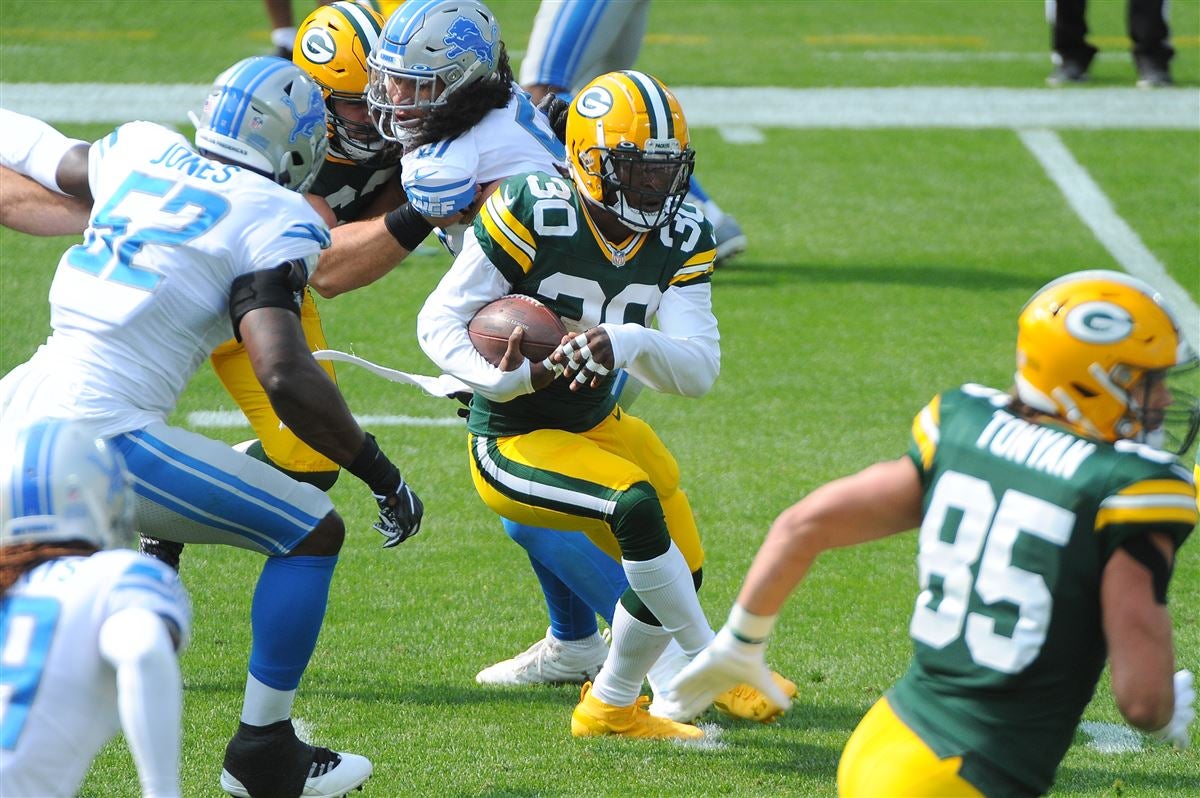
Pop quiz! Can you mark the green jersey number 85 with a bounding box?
[910,470,1075,674]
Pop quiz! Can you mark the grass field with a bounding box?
[1,1,1198,796]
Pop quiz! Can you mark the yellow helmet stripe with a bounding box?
[480,193,535,272]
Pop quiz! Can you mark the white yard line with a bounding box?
[3,84,1197,129]
[6,84,1192,425]
[187,411,460,429]
[1019,129,1199,348]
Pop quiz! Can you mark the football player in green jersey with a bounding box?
[418,69,796,740]
[663,270,1198,796]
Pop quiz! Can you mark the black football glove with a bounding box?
[373,477,424,547]
[347,432,424,547]
[449,390,473,420]
[537,92,570,142]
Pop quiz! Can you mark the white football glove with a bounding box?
[657,625,792,723]
[557,333,611,385]
[1149,669,1194,750]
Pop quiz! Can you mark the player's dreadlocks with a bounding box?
[1,541,97,592]
[405,43,515,150]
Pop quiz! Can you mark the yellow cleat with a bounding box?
[572,682,705,740]
[713,671,797,723]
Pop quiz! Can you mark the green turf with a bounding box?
[1,1,1198,796]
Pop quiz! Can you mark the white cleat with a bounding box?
[220,750,372,798]
[476,627,607,685]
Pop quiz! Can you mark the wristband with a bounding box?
[346,432,400,495]
[383,203,434,252]
[727,604,777,645]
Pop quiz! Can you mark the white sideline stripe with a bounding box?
[2,84,1197,129]
[1018,129,1199,349]
[186,410,460,428]
[719,125,766,144]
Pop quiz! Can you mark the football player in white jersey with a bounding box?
[0,418,191,798]
[519,0,749,266]
[0,57,423,798]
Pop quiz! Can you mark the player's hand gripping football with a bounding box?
[498,327,569,390]
[1150,669,1195,749]
[552,328,614,391]
[373,475,424,548]
[659,625,793,723]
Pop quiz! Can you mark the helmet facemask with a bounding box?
[585,139,695,232]
[366,0,501,146]
[326,90,400,166]
[366,71,446,145]
[1147,356,1200,455]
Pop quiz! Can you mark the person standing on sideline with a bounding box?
[664,269,1198,795]
[0,56,423,798]
[1046,0,1175,87]
[0,419,191,798]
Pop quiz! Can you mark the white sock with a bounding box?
[621,543,715,657]
[558,630,604,652]
[591,603,672,708]
[645,638,691,698]
[240,673,295,726]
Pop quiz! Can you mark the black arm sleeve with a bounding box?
[1119,534,1175,605]
[228,260,308,342]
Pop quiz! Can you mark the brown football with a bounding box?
[468,294,568,366]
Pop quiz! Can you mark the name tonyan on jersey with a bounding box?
[976,410,1096,479]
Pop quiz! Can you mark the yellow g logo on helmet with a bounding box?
[575,86,614,119]
[1015,269,1195,446]
[1064,301,1134,344]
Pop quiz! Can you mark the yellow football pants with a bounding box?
[467,407,705,571]
[838,697,984,798]
[209,288,338,474]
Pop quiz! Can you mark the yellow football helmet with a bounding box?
[293,1,399,167]
[566,70,695,232]
[1015,269,1199,452]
